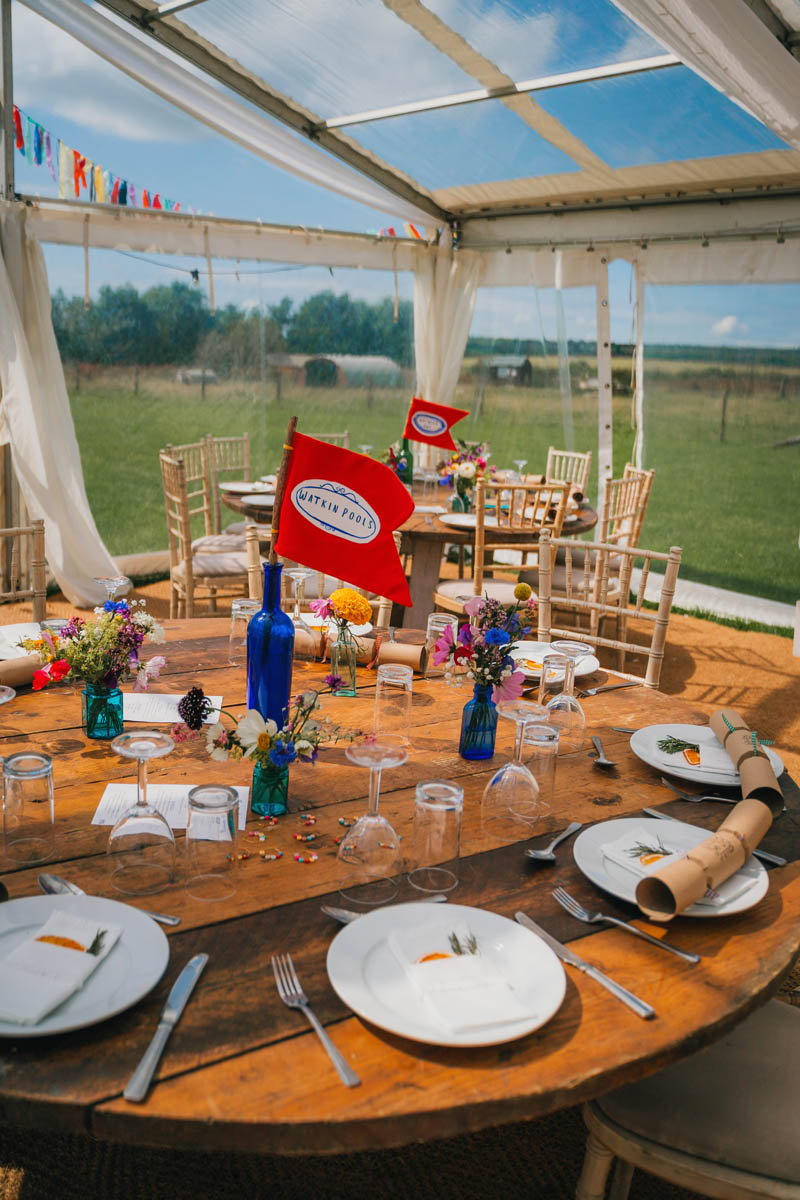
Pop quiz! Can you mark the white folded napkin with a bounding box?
[0,910,122,1024]
[601,824,760,908]
[658,735,732,774]
[388,922,536,1033]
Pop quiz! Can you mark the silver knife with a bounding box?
[641,809,787,867]
[515,912,655,1020]
[38,873,181,926]
[124,953,209,1103]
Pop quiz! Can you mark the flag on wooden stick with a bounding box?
[402,395,469,451]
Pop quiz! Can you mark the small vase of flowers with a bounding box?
[439,440,495,512]
[20,600,166,739]
[432,586,537,760]
[172,680,355,817]
[309,588,374,697]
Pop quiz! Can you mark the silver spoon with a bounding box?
[590,735,616,768]
[526,821,582,862]
[38,873,181,926]
[321,896,447,923]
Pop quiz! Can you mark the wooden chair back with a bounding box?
[159,452,195,583]
[622,463,655,546]
[206,434,251,534]
[246,525,262,601]
[597,475,645,549]
[473,477,570,594]
[164,440,214,537]
[0,519,47,622]
[536,529,681,689]
[546,447,592,495]
[309,430,350,449]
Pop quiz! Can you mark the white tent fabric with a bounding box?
[611,0,800,149]
[0,205,119,608]
[21,0,436,228]
[413,246,483,463]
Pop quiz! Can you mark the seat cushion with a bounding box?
[191,533,247,553]
[223,521,271,538]
[434,578,527,605]
[174,552,250,579]
[596,999,800,1183]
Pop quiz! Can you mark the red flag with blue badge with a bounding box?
[274,433,414,606]
[402,395,469,451]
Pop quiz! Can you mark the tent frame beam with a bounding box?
[92,0,452,226]
[0,0,13,202]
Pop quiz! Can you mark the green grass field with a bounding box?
[70,367,799,605]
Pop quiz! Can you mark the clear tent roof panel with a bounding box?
[535,66,788,168]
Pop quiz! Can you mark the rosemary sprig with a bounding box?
[627,838,669,858]
[87,929,106,956]
[657,735,700,755]
[448,930,479,956]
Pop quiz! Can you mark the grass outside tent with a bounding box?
[71,362,799,604]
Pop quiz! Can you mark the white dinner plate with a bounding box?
[438,513,498,530]
[0,621,41,661]
[0,895,170,1037]
[326,902,566,1048]
[218,481,272,494]
[240,493,276,507]
[572,817,768,918]
[415,504,447,514]
[509,640,599,680]
[630,723,784,786]
[303,615,373,637]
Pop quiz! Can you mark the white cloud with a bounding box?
[712,314,748,335]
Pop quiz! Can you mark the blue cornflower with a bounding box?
[269,741,297,768]
[484,628,511,646]
[103,600,129,614]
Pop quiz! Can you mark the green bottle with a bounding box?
[398,437,414,486]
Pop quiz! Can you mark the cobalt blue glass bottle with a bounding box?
[458,682,498,760]
[246,562,294,730]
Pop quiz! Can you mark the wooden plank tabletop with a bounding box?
[0,618,797,1155]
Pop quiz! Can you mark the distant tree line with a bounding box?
[466,334,800,367]
[51,283,414,374]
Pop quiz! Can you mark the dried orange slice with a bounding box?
[417,952,453,963]
[639,853,666,867]
[682,748,701,766]
[36,935,86,952]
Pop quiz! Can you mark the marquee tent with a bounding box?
[0,0,799,603]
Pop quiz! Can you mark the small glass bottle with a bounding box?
[397,437,414,486]
[246,562,294,730]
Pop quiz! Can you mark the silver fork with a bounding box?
[271,954,361,1088]
[551,887,701,965]
[660,776,740,805]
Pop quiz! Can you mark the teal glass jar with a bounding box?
[251,761,289,818]
[82,682,124,740]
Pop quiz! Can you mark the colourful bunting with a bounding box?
[13,105,24,151]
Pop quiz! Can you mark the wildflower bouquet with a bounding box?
[19,600,166,692]
[433,585,537,703]
[173,681,352,769]
[309,587,374,695]
[438,440,495,507]
[382,440,412,485]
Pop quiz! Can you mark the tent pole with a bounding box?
[0,0,13,202]
[595,256,614,511]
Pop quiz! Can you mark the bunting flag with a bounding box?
[275,433,414,606]
[10,105,186,213]
[402,395,469,451]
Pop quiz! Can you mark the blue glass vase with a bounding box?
[458,682,497,760]
[246,563,294,730]
[251,762,289,817]
[82,682,124,740]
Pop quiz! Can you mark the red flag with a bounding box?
[275,433,414,606]
[403,395,469,451]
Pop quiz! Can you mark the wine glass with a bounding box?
[107,731,176,895]
[285,568,317,668]
[338,736,407,907]
[94,575,129,604]
[514,459,528,477]
[482,700,550,839]
[539,649,587,755]
[0,685,15,705]
[359,445,373,456]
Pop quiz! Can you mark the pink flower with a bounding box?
[432,624,455,665]
[463,596,484,617]
[133,654,167,693]
[310,597,332,619]
[491,670,525,704]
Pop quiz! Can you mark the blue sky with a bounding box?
[9,0,799,347]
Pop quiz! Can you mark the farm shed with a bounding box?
[486,356,533,386]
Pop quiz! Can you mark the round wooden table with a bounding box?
[0,619,797,1157]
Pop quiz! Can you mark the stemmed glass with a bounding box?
[107,731,176,895]
[482,700,550,838]
[94,575,130,604]
[338,736,407,907]
[359,445,373,456]
[514,459,528,478]
[539,645,587,754]
[285,568,316,667]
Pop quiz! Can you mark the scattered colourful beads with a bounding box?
[300,814,317,826]
[294,852,318,864]
[258,815,279,826]
[226,852,251,862]
[259,848,283,861]
[293,832,318,842]
[338,817,354,827]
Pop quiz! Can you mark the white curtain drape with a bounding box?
[413,246,483,465]
[611,0,800,150]
[0,204,120,607]
[22,0,437,228]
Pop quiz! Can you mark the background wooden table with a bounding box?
[0,618,797,1157]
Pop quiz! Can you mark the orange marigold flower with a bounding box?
[329,588,373,625]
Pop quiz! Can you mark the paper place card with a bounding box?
[0,621,42,661]
[601,825,759,908]
[92,783,249,832]
[0,910,122,1025]
[122,694,223,725]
